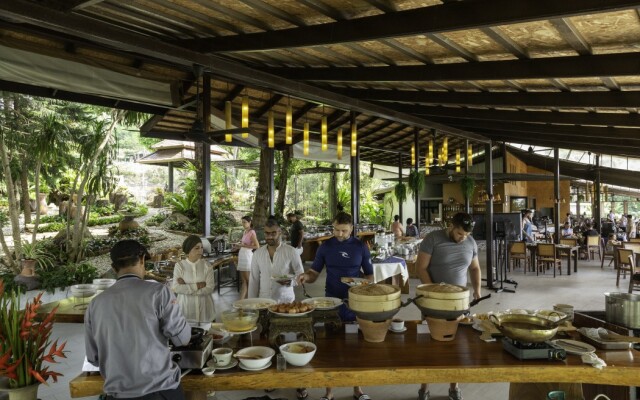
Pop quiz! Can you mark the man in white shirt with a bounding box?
[248,218,304,303]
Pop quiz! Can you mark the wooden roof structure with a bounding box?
[3,1,640,184]
[136,140,230,167]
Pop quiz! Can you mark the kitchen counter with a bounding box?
[69,320,640,398]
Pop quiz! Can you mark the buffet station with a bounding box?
[69,284,640,400]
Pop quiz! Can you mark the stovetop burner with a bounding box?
[170,334,212,351]
[502,337,566,361]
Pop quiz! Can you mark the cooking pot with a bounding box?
[489,314,562,343]
[605,292,640,329]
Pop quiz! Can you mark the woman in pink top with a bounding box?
[236,215,260,299]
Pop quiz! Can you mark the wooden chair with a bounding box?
[601,241,621,269]
[537,243,562,277]
[509,242,529,272]
[559,238,578,247]
[586,235,602,261]
[627,252,640,293]
[616,248,634,287]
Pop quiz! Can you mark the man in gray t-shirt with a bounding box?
[416,212,481,400]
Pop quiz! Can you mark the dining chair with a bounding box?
[586,235,602,261]
[623,242,640,254]
[616,248,634,287]
[601,241,621,269]
[509,242,529,272]
[627,253,640,294]
[536,243,561,277]
[559,238,577,247]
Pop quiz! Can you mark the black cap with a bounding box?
[110,239,150,264]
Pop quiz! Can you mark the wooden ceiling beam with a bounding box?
[175,0,640,52]
[337,88,640,108]
[0,0,488,143]
[397,105,640,127]
[439,119,640,141]
[263,52,640,82]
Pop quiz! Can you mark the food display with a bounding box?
[221,309,259,332]
[233,298,277,310]
[341,277,370,286]
[302,297,342,310]
[268,301,315,316]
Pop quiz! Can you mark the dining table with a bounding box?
[372,255,409,292]
[69,318,640,399]
[524,242,579,275]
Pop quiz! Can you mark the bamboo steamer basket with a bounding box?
[348,284,401,321]
[415,283,470,319]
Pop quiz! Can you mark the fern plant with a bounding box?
[407,170,425,196]
[394,183,407,203]
[460,176,475,203]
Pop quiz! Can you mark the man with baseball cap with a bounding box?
[85,239,191,399]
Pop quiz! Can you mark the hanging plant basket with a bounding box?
[460,176,475,203]
[394,183,407,204]
[407,170,425,196]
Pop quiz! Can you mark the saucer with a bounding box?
[239,360,272,371]
[207,358,238,370]
[389,326,407,333]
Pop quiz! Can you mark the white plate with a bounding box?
[302,297,342,310]
[207,358,238,370]
[472,323,485,332]
[227,326,258,335]
[233,298,277,310]
[340,277,370,287]
[238,360,272,371]
[551,339,596,355]
[388,327,407,333]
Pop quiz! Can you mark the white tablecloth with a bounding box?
[373,256,409,284]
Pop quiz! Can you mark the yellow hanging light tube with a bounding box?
[267,110,274,148]
[303,122,309,156]
[241,94,249,138]
[224,101,232,143]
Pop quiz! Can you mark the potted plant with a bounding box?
[19,240,55,276]
[407,170,425,196]
[0,281,67,399]
[460,176,475,204]
[394,183,407,204]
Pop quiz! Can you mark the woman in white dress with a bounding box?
[236,215,260,300]
[172,235,215,330]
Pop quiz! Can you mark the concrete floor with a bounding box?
[38,249,629,400]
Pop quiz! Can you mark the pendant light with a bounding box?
[337,128,343,160]
[467,144,473,167]
[411,144,416,166]
[267,110,274,148]
[285,100,293,145]
[241,93,249,138]
[303,122,309,156]
[455,148,461,173]
[350,120,357,157]
[321,114,328,151]
[224,101,232,143]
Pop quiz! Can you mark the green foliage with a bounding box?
[37,268,75,293]
[0,271,23,293]
[67,262,99,284]
[394,183,407,203]
[39,215,64,224]
[407,170,425,196]
[146,210,169,226]
[20,240,56,271]
[210,210,237,235]
[83,237,118,257]
[165,191,198,218]
[120,202,148,217]
[87,214,123,227]
[360,202,385,225]
[92,204,115,216]
[168,220,200,233]
[36,221,67,233]
[108,226,150,245]
[460,176,475,201]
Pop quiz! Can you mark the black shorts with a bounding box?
[104,385,185,400]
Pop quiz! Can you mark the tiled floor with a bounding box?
[35,250,628,400]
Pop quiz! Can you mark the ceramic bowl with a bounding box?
[279,341,317,366]
[70,284,97,298]
[201,367,216,376]
[234,346,275,369]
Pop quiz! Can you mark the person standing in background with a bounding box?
[287,212,305,256]
[522,209,535,242]
[172,235,216,330]
[391,215,404,238]
[627,215,637,239]
[235,215,260,299]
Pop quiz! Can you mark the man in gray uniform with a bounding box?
[85,240,191,399]
[415,212,481,400]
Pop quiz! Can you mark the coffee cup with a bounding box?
[212,347,233,366]
[391,318,405,331]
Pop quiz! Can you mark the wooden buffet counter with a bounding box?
[69,321,640,398]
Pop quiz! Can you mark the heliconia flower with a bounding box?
[28,365,47,385]
[0,349,11,367]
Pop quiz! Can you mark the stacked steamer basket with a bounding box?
[348,284,401,342]
[414,283,469,341]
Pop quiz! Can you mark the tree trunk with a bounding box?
[0,93,22,271]
[20,167,31,224]
[195,142,205,228]
[252,147,271,227]
[329,169,337,218]
[274,149,290,217]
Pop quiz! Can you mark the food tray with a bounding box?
[578,331,631,350]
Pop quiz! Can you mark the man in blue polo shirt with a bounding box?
[301,211,373,400]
